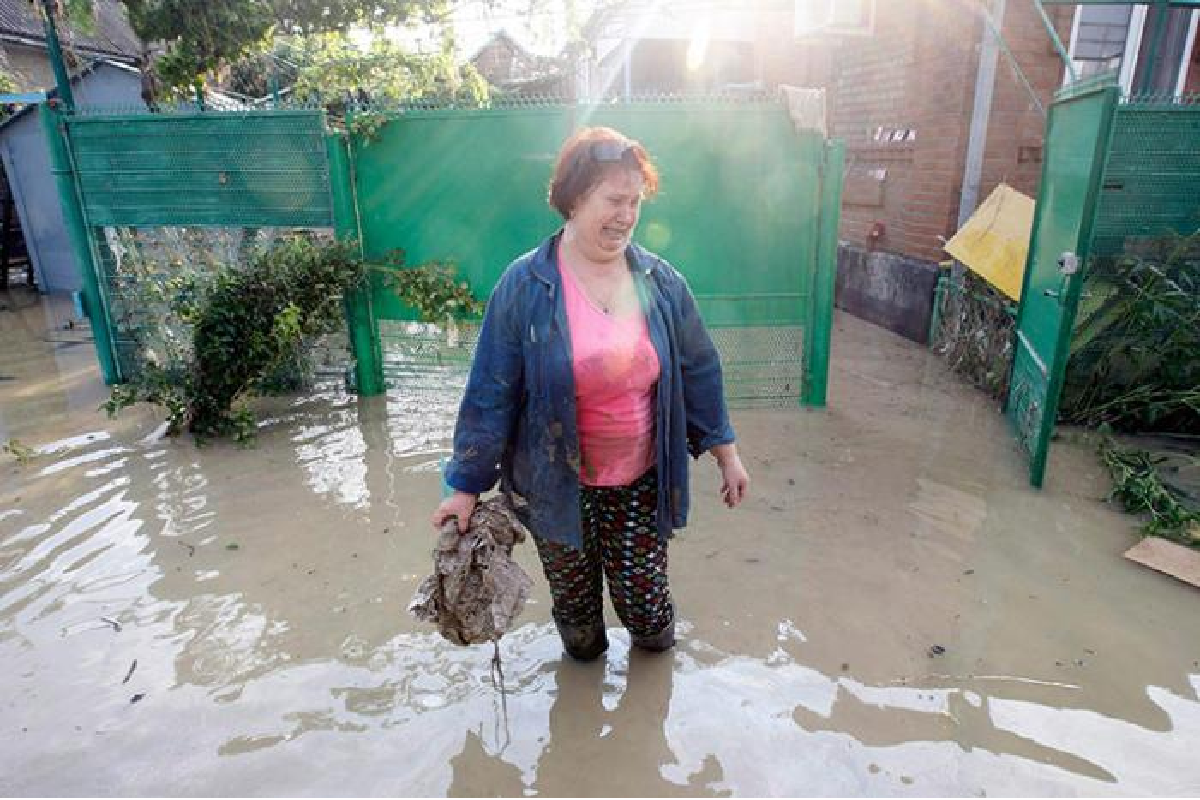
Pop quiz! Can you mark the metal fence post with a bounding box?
[40,103,121,385]
[327,132,384,396]
[802,138,845,407]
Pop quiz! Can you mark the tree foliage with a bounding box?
[80,0,449,90]
[228,34,488,105]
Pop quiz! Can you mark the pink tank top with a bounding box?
[559,259,660,486]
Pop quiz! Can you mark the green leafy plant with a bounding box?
[78,0,449,91]
[386,260,483,324]
[106,236,365,442]
[1064,232,1200,434]
[1100,436,1200,547]
[2,439,36,465]
[348,111,390,144]
[105,238,484,443]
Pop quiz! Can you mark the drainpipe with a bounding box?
[953,0,1007,288]
[39,0,75,111]
[958,0,1006,232]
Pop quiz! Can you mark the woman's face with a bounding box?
[569,168,644,261]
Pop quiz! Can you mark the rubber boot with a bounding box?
[555,617,609,661]
[631,618,675,653]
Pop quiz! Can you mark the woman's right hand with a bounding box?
[431,490,478,534]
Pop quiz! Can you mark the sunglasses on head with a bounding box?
[589,140,637,162]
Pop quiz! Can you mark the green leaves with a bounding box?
[280,34,489,108]
[112,0,448,91]
[385,260,483,324]
[1100,437,1200,546]
[103,236,483,444]
[188,236,365,439]
[107,235,365,443]
[1064,232,1200,434]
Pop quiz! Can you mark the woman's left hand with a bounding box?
[711,445,750,509]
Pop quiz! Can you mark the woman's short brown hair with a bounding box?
[547,127,660,219]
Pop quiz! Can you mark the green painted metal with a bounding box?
[328,132,384,396]
[40,103,119,384]
[1092,100,1200,256]
[38,0,74,111]
[351,99,836,406]
[802,138,845,407]
[1033,0,1080,84]
[64,111,334,228]
[47,99,841,406]
[1007,82,1119,487]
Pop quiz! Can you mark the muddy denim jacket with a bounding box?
[444,230,735,550]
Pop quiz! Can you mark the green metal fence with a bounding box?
[345,97,844,407]
[1007,80,1200,486]
[42,104,338,384]
[1091,96,1200,257]
[46,97,844,409]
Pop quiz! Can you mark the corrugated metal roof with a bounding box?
[0,0,141,58]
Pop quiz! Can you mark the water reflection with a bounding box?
[4,308,1200,795]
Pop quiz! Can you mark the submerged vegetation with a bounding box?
[1100,436,1200,547]
[102,235,480,443]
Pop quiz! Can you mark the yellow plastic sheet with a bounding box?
[943,183,1034,301]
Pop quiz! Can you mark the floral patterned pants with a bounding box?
[533,468,675,639]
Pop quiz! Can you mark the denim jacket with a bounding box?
[444,230,735,550]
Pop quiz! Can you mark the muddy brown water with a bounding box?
[2,294,1199,796]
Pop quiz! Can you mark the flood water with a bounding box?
[2,292,1199,796]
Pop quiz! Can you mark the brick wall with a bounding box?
[977,3,1074,205]
[826,0,980,263]
[758,0,1072,265]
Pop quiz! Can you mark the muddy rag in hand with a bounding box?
[408,495,533,646]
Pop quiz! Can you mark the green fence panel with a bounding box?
[351,99,835,406]
[581,102,823,328]
[64,110,334,228]
[1092,100,1200,256]
[49,106,339,382]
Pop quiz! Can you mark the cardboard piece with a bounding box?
[943,183,1035,301]
[1124,536,1200,589]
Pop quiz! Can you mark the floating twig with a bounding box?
[100,616,122,632]
[121,659,138,685]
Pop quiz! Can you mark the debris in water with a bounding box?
[177,541,195,557]
[225,542,239,551]
[409,495,532,648]
[121,659,138,685]
[129,693,145,704]
[100,616,121,632]
[928,644,946,657]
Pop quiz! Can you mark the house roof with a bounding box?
[0,57,137,133]
[0,0,141,59]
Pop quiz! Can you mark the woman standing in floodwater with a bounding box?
[431,126,750,660]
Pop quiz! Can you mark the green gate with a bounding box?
[1008,77,1200,486]
[46,98,843,409]
[344,98,845,408]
